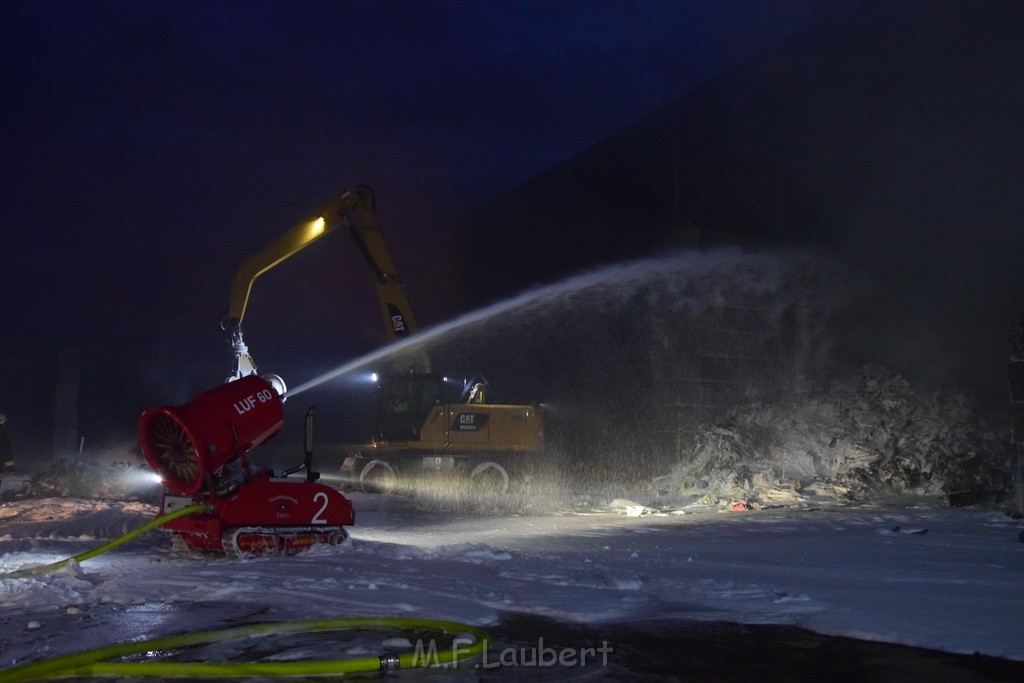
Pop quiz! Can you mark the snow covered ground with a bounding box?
[2,479,1024,678]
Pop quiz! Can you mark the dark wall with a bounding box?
[455,0,1024,405]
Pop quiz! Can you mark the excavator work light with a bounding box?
[137,375,284,495]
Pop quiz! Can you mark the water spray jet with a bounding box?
[286,250,758,398]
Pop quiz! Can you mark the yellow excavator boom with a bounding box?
[222,185,422,379]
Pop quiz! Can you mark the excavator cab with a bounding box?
[375,373,458,442]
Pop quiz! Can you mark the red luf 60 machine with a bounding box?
[138,375,354,557]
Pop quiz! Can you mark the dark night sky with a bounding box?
[1,0,844,367]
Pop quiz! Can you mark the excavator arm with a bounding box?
[340,186,420,342]
[223,185,425,381]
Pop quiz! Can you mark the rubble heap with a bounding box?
[1,459,160,503]
[662,365,1010,505]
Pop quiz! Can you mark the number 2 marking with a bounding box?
[311,491,329,525]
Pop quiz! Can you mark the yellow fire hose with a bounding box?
[0,504,490,680]
[0,502,207,580]
[0,617,489,680]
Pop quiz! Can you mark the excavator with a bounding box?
[222,185,544,494]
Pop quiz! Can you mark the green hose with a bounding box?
[0,502,208,580]
[0,503,490,679]
[0,616,490,680]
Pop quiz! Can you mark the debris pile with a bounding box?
[1,459,160,503]
[660,365,1010,506]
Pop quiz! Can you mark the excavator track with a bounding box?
[221,526,349,559]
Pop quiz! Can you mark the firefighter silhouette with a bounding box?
[0,414,14,490]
